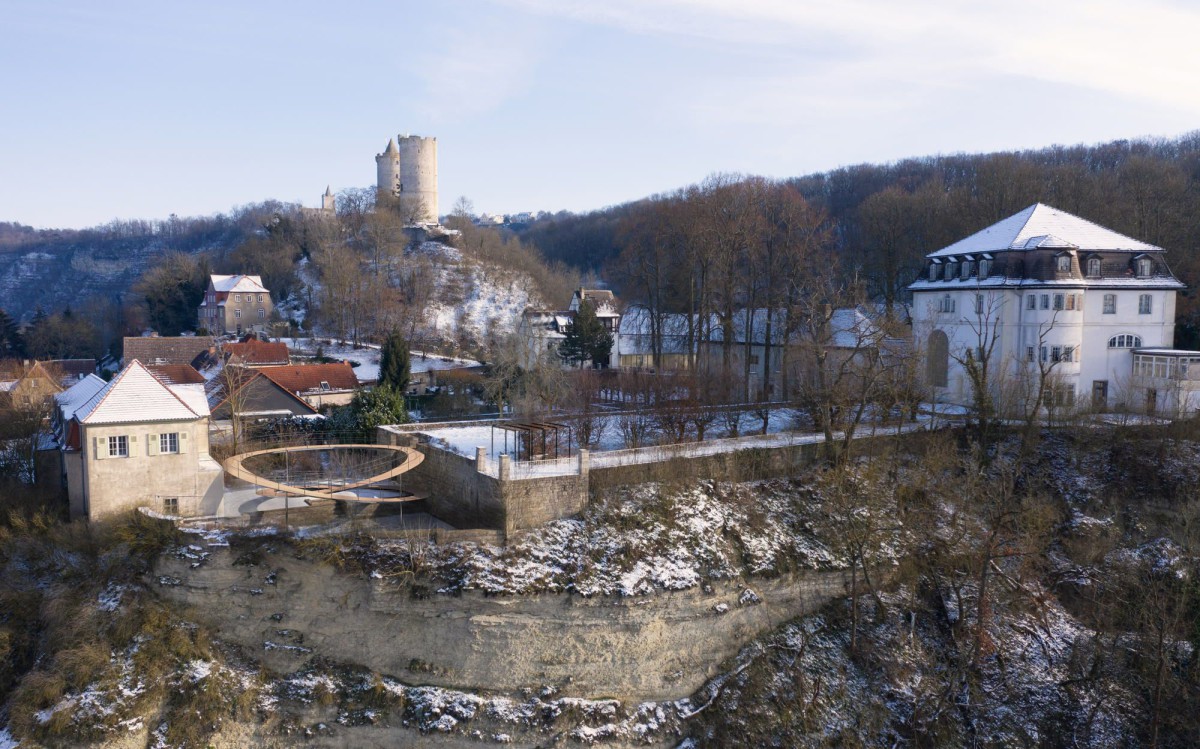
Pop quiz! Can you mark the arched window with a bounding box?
[1136,257,1153,277]
[1108,334,1142,349]
[928,262,940,281]
[978,258,991,279]
[1056,253,1072,272]
[927,330,949,387]
[961,260,973,279]
[1086,257,1102,277]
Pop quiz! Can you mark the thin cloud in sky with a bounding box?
[498,0,1200,116]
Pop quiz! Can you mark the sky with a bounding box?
[2,0,1197,229]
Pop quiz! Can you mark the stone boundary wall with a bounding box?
[380,424,921,539]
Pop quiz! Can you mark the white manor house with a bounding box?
[909,203,1200,414]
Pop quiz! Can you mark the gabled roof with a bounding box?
[205,367,319,416]
[44,358,96,381]
[54,374,108,422]
[75,360,208,424]
[146,363,206,385]
[209,274,268,293]
[928,203,1162,258]
[223,338,289,366]
[255,362,359,394]
[123,336,215,367]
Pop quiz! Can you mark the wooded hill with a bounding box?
[516,132,1200,347]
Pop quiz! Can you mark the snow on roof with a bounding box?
[54,374,108,421]
[75,360,205,424]
[908,276,1185,291]
[210,274,268,293]
[168,383,211,417]
[928,204,1162,258]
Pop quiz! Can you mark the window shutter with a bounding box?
[178,432,188,453]
[94,436,106,460]
[148,434,159,456]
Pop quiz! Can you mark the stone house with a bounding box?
[53,361,223,520]
[909,203,1200,414]
[0,360,64,409]
[197,274,273,336]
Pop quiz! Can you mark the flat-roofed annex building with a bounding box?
[909,203,1199,414]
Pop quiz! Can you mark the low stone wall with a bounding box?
[380,424,922,538]
[154,545,854,702]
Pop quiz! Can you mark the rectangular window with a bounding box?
[108,435,128,458]
[975,294,983,314]
[1066,294,1077,311]
[1026,346,1035,362]
[258,308,265,319]
[162,497,179,514]
[1139,294,1152,314]
[1041,294,1050,310]
[1040,346,1048,363]
[1103,294,1116,314]
[1063,346,1074,362]
[1051,345,1062,362]
[257,293,263,302]
[1027,294,1036,310]
[235,309,242,318]
[1053,293,1064,310]
[160,432,179,454]
[235,294,241,302]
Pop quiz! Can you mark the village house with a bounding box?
[255,362,359,408]
[221,334,290,367]
[197,274,273,336]
[52,361,223,520]
[123,335,215,368]
[518,288,622,370]
[145,364,206,385]
[205,366,320,423]
[909,203,1200,414]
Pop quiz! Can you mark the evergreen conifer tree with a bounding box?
[559,301,612,368]
[379,331,411,391]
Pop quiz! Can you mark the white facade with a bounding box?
[909,204,1192,413]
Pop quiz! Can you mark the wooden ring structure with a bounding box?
[224,444,425,503]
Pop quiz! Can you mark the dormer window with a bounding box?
[1055,253,1072,273]
[928,262,941,281]
[960,259,973,280]
[945,260,957,280]
[1136,256,1153,278]
[320,381,331,391]
[978,257,991,280]
[1086,256,1102,278]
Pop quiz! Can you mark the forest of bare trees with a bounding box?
[518,132,1200,348]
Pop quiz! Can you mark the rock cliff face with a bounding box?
[154,543,853,703]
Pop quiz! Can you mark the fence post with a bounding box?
[476,446,487,473]
[578,448,590,477]
[499,454,511,482]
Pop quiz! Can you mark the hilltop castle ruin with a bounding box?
[375,133,439,224]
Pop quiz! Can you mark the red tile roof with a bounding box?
[255,362,359,395]
[146,364,206,385]
[223,339,290,366]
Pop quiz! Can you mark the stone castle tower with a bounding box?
[375,134,439,224]
[320,185,336,212]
